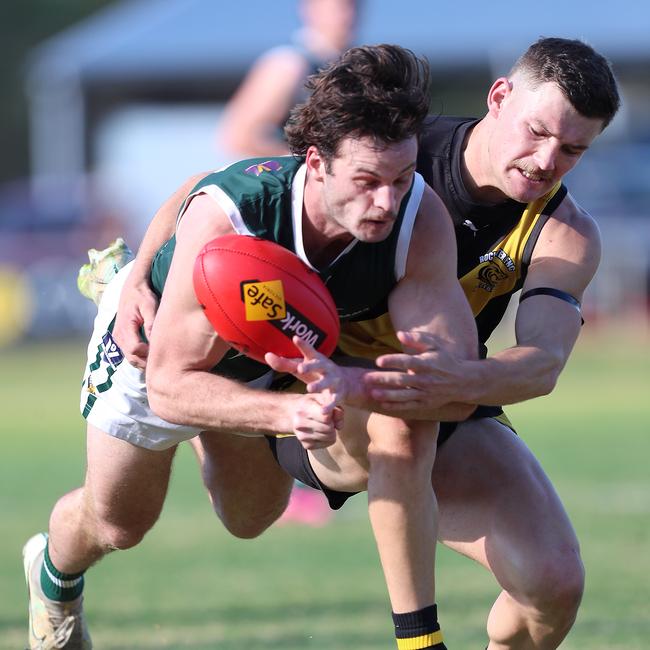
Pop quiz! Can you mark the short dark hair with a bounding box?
[510,37,620,128]
[285,44,431,165]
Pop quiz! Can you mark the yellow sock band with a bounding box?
[395,630,444,649]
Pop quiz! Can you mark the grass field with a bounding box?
[1,325,648,649]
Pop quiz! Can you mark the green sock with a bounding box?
[392,604,447,649]
[40,542,85,602]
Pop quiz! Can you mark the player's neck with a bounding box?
[302,179,354,268]
[302,211,353,269]
[462,119,509,205]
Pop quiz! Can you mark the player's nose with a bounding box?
[533,141,559,172]
[373,185,398,214]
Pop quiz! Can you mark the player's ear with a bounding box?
[487,77,512,118]
[305,145,326,182]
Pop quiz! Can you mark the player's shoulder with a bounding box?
[415,183,454,232]
[534,190,602,272]
[408,183,456,264]
[546,190,602,247]
[204,156,301,191]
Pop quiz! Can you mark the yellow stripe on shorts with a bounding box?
[396,629,444,649]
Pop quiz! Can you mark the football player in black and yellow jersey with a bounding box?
[339,37,619,649]
[85,38,618,650]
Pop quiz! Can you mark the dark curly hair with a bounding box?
[510,37,620,128]
[285,44,431,167]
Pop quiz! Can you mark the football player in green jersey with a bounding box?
[23,45,477,650]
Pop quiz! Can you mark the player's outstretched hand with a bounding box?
[363,330,466,411]
[265,336,348,406]
[113,276,159,370]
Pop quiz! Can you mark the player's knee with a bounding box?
[368,420,437,479]
[216,495,289,539]
[517,548,585,621]
[543,551,584,618]
[95,519,155,551]
[90,500,162,550]
[219,510,277,539]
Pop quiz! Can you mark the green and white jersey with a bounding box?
[150,155,425,381]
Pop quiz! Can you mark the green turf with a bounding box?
[1,328,648,649]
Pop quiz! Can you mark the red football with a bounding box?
[193,234,340,363]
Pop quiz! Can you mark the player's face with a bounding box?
[318,136,418,243]
[489,80,604,203]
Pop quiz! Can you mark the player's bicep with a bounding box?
[147,195,234,378]
[513,291,581,371]
[388,189,477,358]
[517,200,601,359]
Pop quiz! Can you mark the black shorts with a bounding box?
[266,436,359,510]
[267,404,506,511]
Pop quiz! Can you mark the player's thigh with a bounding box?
[308,409,439,493]
[307,406,372,493]
[85,423,176,528]
[433,418,580,585]
[194,432,293,513]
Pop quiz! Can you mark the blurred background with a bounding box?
[1,3,649,648]
[0,0,649,347]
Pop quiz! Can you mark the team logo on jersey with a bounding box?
[101,331,124,367]
[241,279,286,320]
[477,262,509,292]
[475,248,515,293]
[244,160,283,176]
[479,248,515,271]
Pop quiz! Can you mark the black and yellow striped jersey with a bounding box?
[338,116,567,361]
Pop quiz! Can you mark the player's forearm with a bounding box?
[148,371,297,435]
[460,345,566,406]
[339,366,387,410]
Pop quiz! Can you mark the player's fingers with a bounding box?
[396,330,440,353]
[125,342,149,369]
[297,433,337,450]
[140,302,158,340]
[264,352,300,373]
[297,358,327,376]
[293,335,322,361]
[333,406,345,430]
[374,353,416,371]
[306,375,341,395]
[364,370,428,389]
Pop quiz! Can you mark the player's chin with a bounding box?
[356,220,394,243]
[508,171,555,202]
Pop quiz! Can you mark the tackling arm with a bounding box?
[112,172,209,368]
[456,198,601,405]
[145,193,333,440]
[368,196,601,409]
[330,188,479,420]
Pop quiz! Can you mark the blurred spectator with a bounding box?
[218,0,359,158]
[218,0,360,525]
